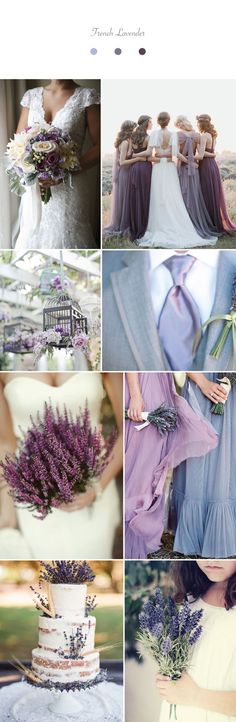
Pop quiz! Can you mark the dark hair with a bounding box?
[131,115,151,150]
[171,561,236,610]
[114,120,136,148]
[157,111,170,128]
[196,114,218,139]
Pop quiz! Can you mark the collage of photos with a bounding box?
[0,76,236,722]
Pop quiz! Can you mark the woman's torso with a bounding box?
[2,373,105,440]
[25,86,97,150]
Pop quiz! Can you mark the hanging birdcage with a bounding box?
[3,316,38,354]
[43,292,88,347]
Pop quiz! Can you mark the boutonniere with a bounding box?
[193,273,236,359]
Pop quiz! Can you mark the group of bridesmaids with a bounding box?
[104,112,236,243]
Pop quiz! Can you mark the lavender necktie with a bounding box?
[158,255,201,370]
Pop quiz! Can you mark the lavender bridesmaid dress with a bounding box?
[199,145,236,234]
[121,151,152,240]
[172,373,236,557]
[104,146,131,235]
[125,373,218,559]
[177,131,218,240]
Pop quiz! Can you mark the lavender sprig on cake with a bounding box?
[40,560,95,585]
[1,403,116,519]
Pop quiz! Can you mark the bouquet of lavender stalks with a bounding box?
[138,587,203,720]
[0,404,116,519]
[125,404,178,435]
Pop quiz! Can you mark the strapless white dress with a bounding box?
[0,375,120,559]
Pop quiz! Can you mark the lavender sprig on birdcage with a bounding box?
[85,594,97,616]
[138,587,203,720]
[40,560,95,585]
[125,404,178,436]
[58,628,87,660]
[0,403,116,519]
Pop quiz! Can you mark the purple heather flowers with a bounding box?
[1,403,116,518]
[40,560,95,585]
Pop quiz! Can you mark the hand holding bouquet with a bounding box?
[0,404,116,519]
[6,124,81,204]
[125,404,178,435]
[138,587,203,719]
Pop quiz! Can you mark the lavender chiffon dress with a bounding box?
[177,132,218,240]
[125,373,218,559]
[199,146,236,234]
[103,146,131,235]
[122,152,152,240]
[172,374,236,558]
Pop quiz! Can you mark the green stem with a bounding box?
[210,321,232,359]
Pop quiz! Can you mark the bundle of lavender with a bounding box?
[138,587,203,720]
[125,404,178,435]
[211,373,236,415]
[1,404,115,518]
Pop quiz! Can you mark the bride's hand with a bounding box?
[127,392,145,421]
[197,377,228,403]
[59,488,96,511]
[39,178,63,188]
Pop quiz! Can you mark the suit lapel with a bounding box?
[111,252,169,369]
[194,252,236,369]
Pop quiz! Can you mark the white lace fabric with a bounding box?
[15,86,100,250]
[0,680,122,722]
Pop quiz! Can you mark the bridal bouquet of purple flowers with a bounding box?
[138,587,203,720]
[6,124,81,204]
[1,404,115,519]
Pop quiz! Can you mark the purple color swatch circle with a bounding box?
[114,48,122,55]
[139,48,146,55]
[90,48,97,55]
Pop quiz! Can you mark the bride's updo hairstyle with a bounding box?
[115,120,136,148]
[175,115,193,131]
[131,115,152,149]
[171,561,236,610]
[196,114,218,139]
[157,112,170,128]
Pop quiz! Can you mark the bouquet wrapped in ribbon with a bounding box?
[211,373,236,415]
[194,273,236,365]
[125,403,178,435]
[0,404,115,519]
[5,124,81,204]
[138,588,203,720]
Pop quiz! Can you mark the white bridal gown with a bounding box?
[160,598,236,722]
[0,375,120,559]
[15,86,100,249]
[137,130,216,248]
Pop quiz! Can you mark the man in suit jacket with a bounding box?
[102,249,236,371]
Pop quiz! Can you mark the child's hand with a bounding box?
[156,672,199,707]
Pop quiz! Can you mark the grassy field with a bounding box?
[0,606,123,662]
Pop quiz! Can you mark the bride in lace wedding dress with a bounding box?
[15,80,100,249]
[0,372,122,558]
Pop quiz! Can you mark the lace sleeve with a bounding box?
[82,87,100,107]
[20,89,32,107]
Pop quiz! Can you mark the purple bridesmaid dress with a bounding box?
[104,146,132,235]
[199,143,236,234]
[125,373,218,559]
[121,150,152,240]
[177,131,218,239]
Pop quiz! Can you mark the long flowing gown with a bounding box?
[160,597,236,722]
[103,142,132,235]
[0,374,120,559]
[172,373,236,557]
[15,86,100,249]
[137,130,217,248]
[199,141,236,234]
[121,146,152,240]
[125,373,218,559]
[177,131,218,240]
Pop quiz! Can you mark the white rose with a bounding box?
[32,141,57,154]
